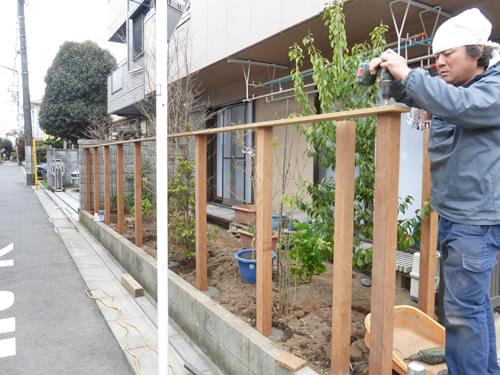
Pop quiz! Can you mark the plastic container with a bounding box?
[410,251,440,302]
[364,305,447,374]
[234,248,276,284]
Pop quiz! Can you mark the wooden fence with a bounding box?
[168,104,439,375]
[82,137,155,247]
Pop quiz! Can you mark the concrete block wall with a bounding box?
[78,139,156,212]
[168,271,319,375]
[80,210,157,300]
[46,149,79,188]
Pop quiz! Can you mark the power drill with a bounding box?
[356,61,396,105]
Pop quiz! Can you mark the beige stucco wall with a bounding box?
[253,98,314,216]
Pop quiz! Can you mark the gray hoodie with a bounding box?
[395,63,500,225]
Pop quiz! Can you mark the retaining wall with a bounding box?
[168,270,319,375]
[80,210,157,300]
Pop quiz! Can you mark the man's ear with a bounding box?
[476,44,485,60]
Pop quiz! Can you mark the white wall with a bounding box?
[189,0,325,72]
[107,0,127,40]
[398,113,424,219]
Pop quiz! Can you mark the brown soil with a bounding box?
[173,224,415,375]
[108,211,157,258]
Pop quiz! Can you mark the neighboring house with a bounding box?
[170,0,499,217]
[30,101,48,141]
[106,0,184,138]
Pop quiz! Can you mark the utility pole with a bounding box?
[18,0,34,185]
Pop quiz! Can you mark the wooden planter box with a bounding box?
[232,204,256,225]
[239,229,278,250]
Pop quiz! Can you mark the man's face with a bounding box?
[435,46,482,86]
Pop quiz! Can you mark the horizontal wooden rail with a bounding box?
[168,105,409,137]
[81,137,156,149]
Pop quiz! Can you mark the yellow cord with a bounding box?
[85,288,158,375]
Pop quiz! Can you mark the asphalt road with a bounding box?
[0,163,134,375]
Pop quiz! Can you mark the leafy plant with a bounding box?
[124,159,155,216]
[288,222,330,283]
[286,1,423,279]
[168,156,196,261]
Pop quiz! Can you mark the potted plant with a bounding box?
[238,225,279,250]
[232,203,257,225]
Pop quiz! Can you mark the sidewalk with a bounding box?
[0,162,135,374]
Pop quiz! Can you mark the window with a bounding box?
[132,11,144,60]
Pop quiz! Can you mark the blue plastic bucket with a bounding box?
[234,248,277,284]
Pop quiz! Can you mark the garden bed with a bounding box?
[172,224,415,375]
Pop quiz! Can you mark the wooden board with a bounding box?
[276,352,307,371]
[93,146,99,214]
[104,145,111,225]
[85,148,91,211]
[369,113,401,375]
[331,121,357,374]
[418,128,438,316]
[116,144,125,235]
[134,141,143,247]
[255,127,273,336]
[121,273,144,297]
[169,105,409,138]
[195,135,208,291]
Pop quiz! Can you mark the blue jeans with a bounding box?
[439,218,500,374]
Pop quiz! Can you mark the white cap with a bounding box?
[432,8,500,67]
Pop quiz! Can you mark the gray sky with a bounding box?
[0,0,127,137]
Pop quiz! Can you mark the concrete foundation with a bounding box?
[80,210,157,300]
[168,271,319,375]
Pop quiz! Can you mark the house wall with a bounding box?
[188,0,325,73]
[254,98,313,218]
[107,0,127,40]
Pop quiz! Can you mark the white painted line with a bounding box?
[0,243,13,257]
[0,291,14,312]
[0,338,16,358]
[0,318,15,334]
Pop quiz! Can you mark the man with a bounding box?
[370,8,500,375]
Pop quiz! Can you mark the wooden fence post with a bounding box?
[255,127,273,336]
[418,128,438,315]
[195,135,208,290]
[134,141,143,247]
[85,148,91,211]
[369,113,401,374]
[117,144,125,235]
[104,145,111,225]
[93,146,100,214]
[331,121,357,374]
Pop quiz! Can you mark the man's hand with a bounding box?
[370,49,411,81]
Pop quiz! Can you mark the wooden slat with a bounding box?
[104,145,111,225]
[117,144,125,235]
[82,137,156,149]
[331,121,357,374]
[418,128,438,315]
[85,148,91,211]
[369,113,401,375]
[276,352,307,371]
[168,105,409,138]
[255,127,273,336]
[93,146,100,214]
[195,135,208,291]
[134,141,143,247]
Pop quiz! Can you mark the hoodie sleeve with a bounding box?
[403,67,500,128]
